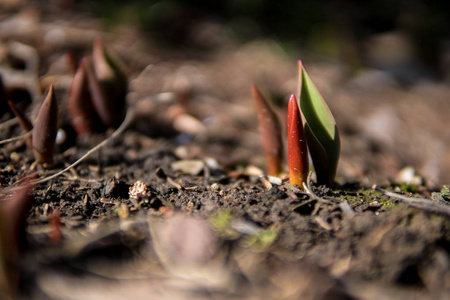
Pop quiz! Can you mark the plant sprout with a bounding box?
[67,38,128,134]
[251,85,283,176]
[0,179,32,299]
[297,61,340,186]
[67,57,96,135]
[287,94,309,187]
[254,61,340,187]
[32,85,58,166]
[91,37,127,128]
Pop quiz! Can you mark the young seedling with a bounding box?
[251,85,283,176]
[0,179,32,299]
[7,100,33,150]
[32,85,59,166]
[35,106,135,184]
[67,57,97,135]
[297,61,340,186]
[287,94,309,187]
[91,37,127,128]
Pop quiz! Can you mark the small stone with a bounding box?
[171,159,204,175]
[173,114,206,135]
[204,157,221,170]
[104,178,129,198]
[174,145,190,159]
[210,183,220,192]
[105,178,118,196]
[10,152,20,162]
[55,128,67,145]
[129,180,148,199]
[267,176,282,185]
[369,200,382,208]
[245,165,263,177]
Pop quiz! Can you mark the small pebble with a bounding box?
[210,183,220,192]
[171,159,204,175]
[129,180,148,199]
[268,176,282,185]
[10,152,20,162]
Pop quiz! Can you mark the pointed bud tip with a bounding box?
[33,84,59,165]
[298,60,307,74]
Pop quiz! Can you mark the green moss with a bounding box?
[241,229,278,251]
[391,183,419,193]
[337,188,399,211]
[440,185,450,200]
[211,210,234,229]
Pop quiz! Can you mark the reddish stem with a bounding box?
[251,85,283,176]
[287,94,309,187]
[67,57,97,135]
[0,178,32,297]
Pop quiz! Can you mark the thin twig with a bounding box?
[302,172,331,204]
[374,185,450,216]
[0,117,18,130]
[34,107,135,184]
[0,130,32,145]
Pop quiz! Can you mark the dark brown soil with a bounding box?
[1,2,450,299]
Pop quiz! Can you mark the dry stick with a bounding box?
[0,112,36,131]
[292,172,330,216]
[0,130,32,145]
[374,185,450,217]
[0,117,19,131]
[34,107,135,184]
[302,172,331,204]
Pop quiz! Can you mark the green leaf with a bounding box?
[298,61,340,186]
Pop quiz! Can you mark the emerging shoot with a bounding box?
[32,85,59,166]
[67,57,96,135]
[251,85,283,176]
[0,179,32,299]
[287,94,309,187]
[91,38,127,128]
[297,61,340,186]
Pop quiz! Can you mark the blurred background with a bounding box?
[90,0,450,83]
[2,0,446,82]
